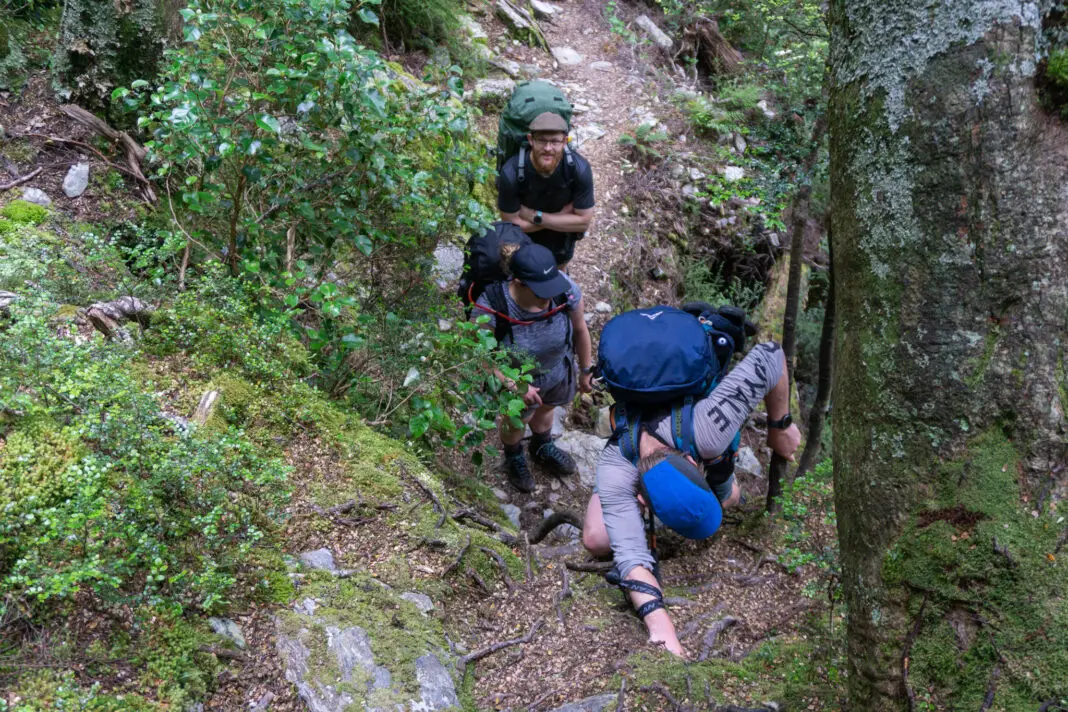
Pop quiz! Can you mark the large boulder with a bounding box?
[276,571,460,711]
[554,431,608,488]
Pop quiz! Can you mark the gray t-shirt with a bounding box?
[471,276,582,387]
[596,342,785,579]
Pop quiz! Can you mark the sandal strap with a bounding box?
[635,598,666,620]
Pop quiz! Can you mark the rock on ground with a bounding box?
[501,503,522,529]
[573,124,605,148]
[21,187,51,206]
[735,446,763,478]
[432,243,464,289]
[553,431,608,488]
[401,592,435,615]
[589,61,613,71]
[547,694,618,712]
[414,654,460,710]
[299,548,338,573]
[62,162,90,198]
[552,46,584,66]
[473,78,517,108]
[723,165,746,182]
[208,617,247,649]
[635,14,673,50]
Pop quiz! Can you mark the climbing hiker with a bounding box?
[470,242,594,493]
[580,306,801,657]
[496,81,595,269]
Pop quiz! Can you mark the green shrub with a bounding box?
[618,123,670,168]
[0,199,48,225]
[376,0,463,52]
[143,271,311,383]
[0,296,290,615]
[1,670,162,711]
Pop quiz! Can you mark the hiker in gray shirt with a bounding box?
[471,243,594,492]
[581,341,801,657]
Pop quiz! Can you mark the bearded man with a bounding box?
[497,112,596,269]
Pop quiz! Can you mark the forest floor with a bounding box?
[207,1,836,710]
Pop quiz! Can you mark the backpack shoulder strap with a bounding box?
[670,396,699,460]
[564,143,575,169]
[614,403,643,465]
[484,281,512,345]
[518,144,527,184]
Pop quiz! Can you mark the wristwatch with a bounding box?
[580,365,594,375]
[768,413,793,429]
[532,210,543,225]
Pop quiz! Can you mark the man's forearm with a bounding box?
[538,211,591,233]
[764,351,790,419]
[500,211,544,233]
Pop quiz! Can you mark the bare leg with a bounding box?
[582,493,611,555]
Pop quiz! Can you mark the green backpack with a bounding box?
[496,80,575,177]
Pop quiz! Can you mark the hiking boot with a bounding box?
[530,439,577,477]
[505,453,535,493]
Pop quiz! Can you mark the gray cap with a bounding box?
[529,112,568,133]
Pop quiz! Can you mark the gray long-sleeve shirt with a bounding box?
[596,342,785,578]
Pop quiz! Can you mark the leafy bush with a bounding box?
[124,0,491,278]
[0,296,290,616]
[143,270,310,382]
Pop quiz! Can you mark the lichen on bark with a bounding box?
[831,0,1068,708]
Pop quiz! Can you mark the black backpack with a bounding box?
[456,222,573,345]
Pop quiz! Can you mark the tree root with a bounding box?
[553,566,572,625]
[979,663,1001,712]
[84,296,153,340]
[677,604,726,640]
[697,616,739,662]
[0,167,43,191]
[58,104,156,202]
[903,595,928,712]
[454,508,517,545]
[565,560,613,574]
[465,567,491,595]
[992,536,1018,568]
[478,547,516,592]
[530,509,583,544]
[640,682,683,711]
[400,464,447,528]
[458,618,543,669]
[443,535,472,578]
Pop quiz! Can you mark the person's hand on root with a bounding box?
[768,422,801,461]
[579,371,593,394]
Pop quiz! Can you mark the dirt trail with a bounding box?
[451,4,817,709]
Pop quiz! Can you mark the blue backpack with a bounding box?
[597,305,746,467]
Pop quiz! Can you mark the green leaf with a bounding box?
[256,114,282,134]
[357,8,379,25]
[284,294,299,307]
[238,16,257,27]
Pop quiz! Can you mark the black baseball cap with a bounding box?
[511,244,571,299]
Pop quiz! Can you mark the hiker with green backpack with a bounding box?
[581,305,801,657]
[468,240,594,493]
[496,81,595,269]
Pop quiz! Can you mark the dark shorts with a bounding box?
[522,358,576,420]
[532,232,581,266]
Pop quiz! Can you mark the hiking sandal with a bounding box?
[604,566,666,620]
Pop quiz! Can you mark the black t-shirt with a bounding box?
[496,148,595,247]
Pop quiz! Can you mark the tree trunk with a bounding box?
[53,0,178,112]
[796,251,834,479]
[769,114,828,511]
[831,2,1067,710]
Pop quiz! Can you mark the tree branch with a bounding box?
[458,618,543,669]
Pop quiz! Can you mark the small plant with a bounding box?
[618,123,670,168]
[774,459,839,590]
[604,0,638,43]
[0,199,48,225]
